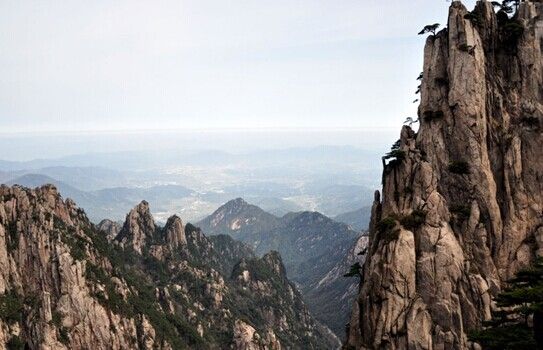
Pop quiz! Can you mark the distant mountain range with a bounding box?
[197,198,368,338]
[334,206,372,231]
[6,174,194,222]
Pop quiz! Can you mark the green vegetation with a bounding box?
[344,262,362,278]
[450,204,471,219]
[62,233,87,261]
[520,116,539,128]
[418,23,440,36]
[377,216,397,233]
[464,11,482,26]
[448,161,470,175]
[400,209,426,231]
[58,327,70,345]
[383,140,406,170]
[376,216,400,243]
[6,336,25,350]
[0,291,23,324]
[469,258,543,349]
[458,43,476,54]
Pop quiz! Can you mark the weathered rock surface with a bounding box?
[345,1,543,349]
[97,218,121,241]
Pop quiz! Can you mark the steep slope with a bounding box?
[198,199,364,339]
[0,184,339,349]
[346,1,543,349]
[303,236,369,341]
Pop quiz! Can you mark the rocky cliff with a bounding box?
[345,1,542,349]
[0,184,338,349]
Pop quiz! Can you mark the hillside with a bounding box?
[345,1,543,349]
[198,199,365,338]
[0,184,339,349]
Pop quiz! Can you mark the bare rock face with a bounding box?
[345,1,542,349]
[232,319,282,350]
[163,215,186,249]
[116,201,156,254]
[97,219,121,241]
[0,185,143,349]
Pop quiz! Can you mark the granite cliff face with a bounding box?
[0,184,338,349]
[345,1,542,349]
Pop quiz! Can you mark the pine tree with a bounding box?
[470,258,543,349]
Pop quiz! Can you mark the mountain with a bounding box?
[197,198,281,239]
[334,206,372,231]
[345,1,543,349]
[197,199,365,339]
[0,184,339,349]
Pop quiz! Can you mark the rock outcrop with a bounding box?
[0,185,338,349]
[345,1,542,349]
[116,200,156,253]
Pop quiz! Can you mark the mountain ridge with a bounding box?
[0,184,340,349]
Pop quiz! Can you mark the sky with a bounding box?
[0,0,477,134]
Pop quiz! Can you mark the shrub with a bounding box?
[63,234,87,261]
[464,12,482,26]
[450,204,471,219]
[520,116,539,128]
[377,217,397,233]
[344,262,362,278]
[0,291,23,324]
[51,310,62,327]
[59,327,70,344]
[448,161,470,174]
[6,336,25,350]
[458,43,475,54]
[418,23,440,36]
[400,210,426,230]
[377,216,400,243]
[469,258,543,349]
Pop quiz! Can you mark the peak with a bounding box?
[226,198,248,207]
[165,214,182,224]
[163,214,186,248]
[136,200,149,209]
[116,200,156,254]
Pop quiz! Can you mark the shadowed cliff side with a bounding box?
[345,0,542,349]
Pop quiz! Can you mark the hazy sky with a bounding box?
[0,0,477,133]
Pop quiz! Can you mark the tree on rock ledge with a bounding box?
[470,258,543,350]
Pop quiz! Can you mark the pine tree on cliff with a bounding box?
[470,258,543,350]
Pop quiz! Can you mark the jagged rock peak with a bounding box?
[116,200,156,253]
[345,1,542,349]
[163,214,186,248]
